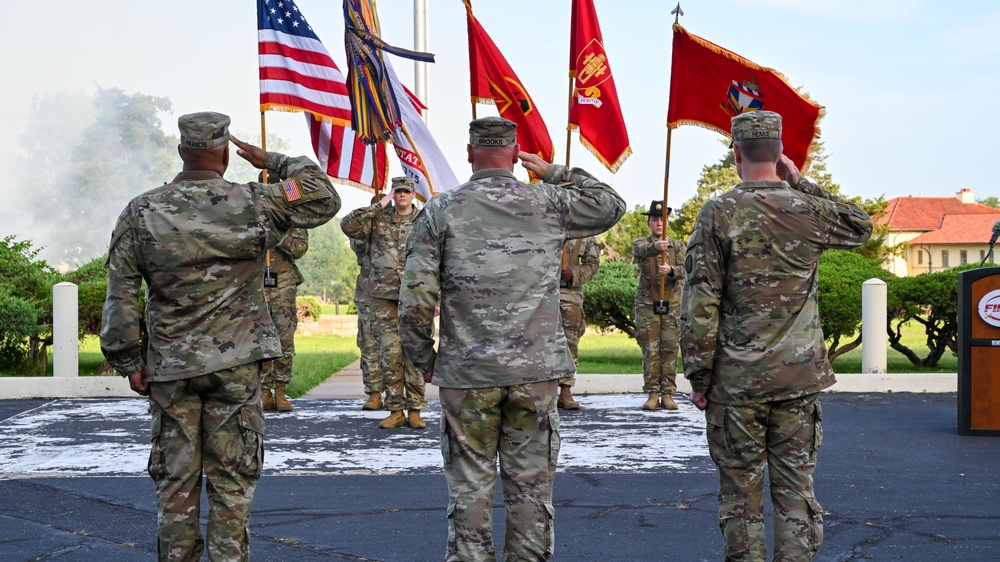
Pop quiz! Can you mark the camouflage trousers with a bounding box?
[706,393,824,562]
[147,363,264,562]
[372,298,427,411]
[355,296,382,394]
[634,304,679,394]
[558,299,586,388]
[262,284,298,385]
[439,380,561,562]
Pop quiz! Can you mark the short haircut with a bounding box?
[734,138,782,164]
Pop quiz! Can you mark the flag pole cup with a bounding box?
[957,266,1000,436]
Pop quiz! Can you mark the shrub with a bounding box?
[583,260,639,337]
[296,295,322,322]
[818,250,894,360]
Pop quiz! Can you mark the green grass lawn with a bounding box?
[575,321,957,375]
[0,335,359,400]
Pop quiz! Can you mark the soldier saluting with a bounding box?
[101,112,340,561]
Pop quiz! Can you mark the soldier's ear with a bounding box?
[467,144,474,164]
[510,143,520,165]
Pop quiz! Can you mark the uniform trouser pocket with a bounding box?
[147,406,164,481]
[547,411,561,468]
[236,404,264,480]
[719,500,750,559]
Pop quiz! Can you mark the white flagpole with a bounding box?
[414,0,430,125]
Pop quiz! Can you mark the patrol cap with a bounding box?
[392,176,415,192]
[469,116,517,147]
[731,110,782,143]
[641,200,671,217]
[178,112,231,150]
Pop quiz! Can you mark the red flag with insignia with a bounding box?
[667,24,824,170]
[568,0,631,173]
[463,0,554,166]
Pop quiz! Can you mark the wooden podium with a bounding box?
[957,267,1000,436]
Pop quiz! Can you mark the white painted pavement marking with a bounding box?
[0,396,710,477]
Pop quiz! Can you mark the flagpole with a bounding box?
[260,111,269,183]
[564,75,574,167]
[659,126,673,301]
[472,102,477,120]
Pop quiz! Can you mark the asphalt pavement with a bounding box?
[1,392,999,561]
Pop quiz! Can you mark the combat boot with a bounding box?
[557,385,580,410]
[261,386,275,411]
[408,410,427,429]
[362,392,383,411]
[274,383,293,412]
[661,393,679,410]
[379,410,408,429]
[642,392,661,411]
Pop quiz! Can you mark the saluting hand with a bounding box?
[776,154,801,186]
[518,151,549,179]
[231,135,268,169]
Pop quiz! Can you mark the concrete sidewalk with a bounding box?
[304,360,958,400]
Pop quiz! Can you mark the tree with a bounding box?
[297,220,358,302]
[817,250,893,360]
[978,196,1000,209]
[21,88,176,267]
[0,236,60,373]
[600,205,650,262]
[671,146,737,243]
[885,265,975,368]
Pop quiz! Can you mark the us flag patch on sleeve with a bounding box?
[281,180,302,202]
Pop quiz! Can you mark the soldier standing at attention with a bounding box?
[261,227,309,412]
[341,177,427,429]
[100,112,340,561]
[398,117,625,562]
[350,231,384,411]
[633,201,685,411]
[556,236,600,410]
[681,110,872,561]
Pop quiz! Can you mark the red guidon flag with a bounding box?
[568,0,631,173]
[667,24,824,170]
[464,0,554,167]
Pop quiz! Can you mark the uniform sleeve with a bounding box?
[543,164,626,239]
[569,237,601,287]
[254,153,341,249]
[793,178,874,249]
[679,202,725,394]
[99,206,146,376]
[340,203,381,240]
[633,237,657,260]
[280,228,309,259]
[398,206,442,375]
[670,239,686,282]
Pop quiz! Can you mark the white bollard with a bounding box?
[52,282,79,378]
[861,278,887,374]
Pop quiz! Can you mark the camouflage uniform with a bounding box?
[341,197,427,415]
[262,228,308,386]
[680,111,872,561]
[350,237,382,395]
[101,112,340,562]
[633,233,686,396]
[399,116,625,562]
[558,236,600,387]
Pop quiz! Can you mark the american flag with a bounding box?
[307,113,388,193]
[257,0,384,191]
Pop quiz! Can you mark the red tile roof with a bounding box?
[909,213,1000,245]
[878,197,998,230]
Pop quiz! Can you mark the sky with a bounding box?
[1,0,998,252]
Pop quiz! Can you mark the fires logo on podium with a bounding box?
[978,289,1000,327]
